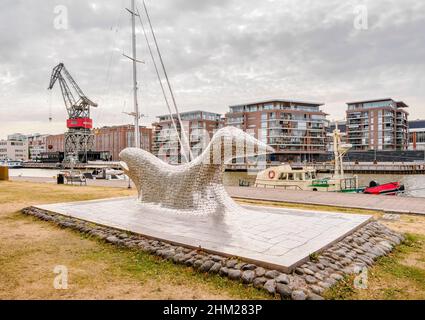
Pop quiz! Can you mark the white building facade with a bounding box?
[0,137,29,161]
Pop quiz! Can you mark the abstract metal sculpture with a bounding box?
[120,127,274,215]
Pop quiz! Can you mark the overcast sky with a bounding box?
[0,0,424,139]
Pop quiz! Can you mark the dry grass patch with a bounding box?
[381,214,425,235]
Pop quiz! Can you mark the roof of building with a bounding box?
[409,120,425,129]
[396,101,409,108]
[157,110,223,118]
[229,99,325,108]
[346,98,393,104]
[97,124,149,129]
[346,98,409,108]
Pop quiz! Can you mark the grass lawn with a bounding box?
[0,181,271,300]
[238,198,425,300]
[2,181,425,300]
[324,233,425,300]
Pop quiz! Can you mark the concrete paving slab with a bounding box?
[35,197,372,272]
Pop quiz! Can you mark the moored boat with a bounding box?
[363,181,405,195]
[254,123,360,193]
[255,164,360,192]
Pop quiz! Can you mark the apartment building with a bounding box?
[152,111,224,164]
[27,133,49,161]
[94,125,152,161]
[225,99,328,162]
[0,134,29,161]
[409,120,425,151]
[346,98,409,151]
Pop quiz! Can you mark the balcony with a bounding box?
[269,142,326,147]
[383,121,394,125]
[226,117,244,124]
[347,114,369,120]
[396,122,408,127]
[277,118,326,124]
[347,129,369,134]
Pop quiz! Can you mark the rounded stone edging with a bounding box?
[21,207,404,300]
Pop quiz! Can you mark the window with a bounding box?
[293,105,319,112]
[298,121,307,130]
[227,117,244,125]
[417,131,425,143]
[311,114,325,120]
[279,173,287,180]
[231,106,244,113]
[363,100,394,109]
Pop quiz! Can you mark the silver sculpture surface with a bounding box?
[119,127,274,215]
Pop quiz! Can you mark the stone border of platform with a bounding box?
[22,206,404,300]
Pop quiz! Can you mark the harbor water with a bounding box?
[223,171,425,198]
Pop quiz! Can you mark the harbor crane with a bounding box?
[48,63,98,162]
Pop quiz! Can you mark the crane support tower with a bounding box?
[48,63,98,162]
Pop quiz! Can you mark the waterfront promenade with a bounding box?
[227,186,425,215]
[10,176,133,188]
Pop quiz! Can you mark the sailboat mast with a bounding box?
[131,0,140,148]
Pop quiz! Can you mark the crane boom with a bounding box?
[48,62,97,128]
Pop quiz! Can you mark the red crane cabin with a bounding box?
[67,118,93,129]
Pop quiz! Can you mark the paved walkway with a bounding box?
[10,176,134,188]
[36,198,371,272]
[11,176,425,215]
[227,187,425,215]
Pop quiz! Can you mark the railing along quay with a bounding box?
[313,163,425,174]
[23,161,122,170]
[23,163,87,169]
[225,162,425,174]
[23,163,62,169]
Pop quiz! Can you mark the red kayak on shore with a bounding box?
[363,182,404,196]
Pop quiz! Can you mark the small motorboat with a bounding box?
[363,181,405,196]
[0,160,23,168]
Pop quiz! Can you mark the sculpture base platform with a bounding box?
[35,197,371,272]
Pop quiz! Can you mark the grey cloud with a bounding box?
[0,0,424,138]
